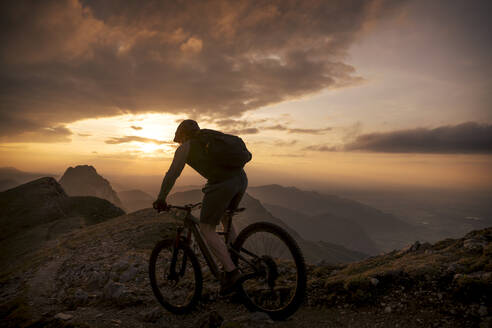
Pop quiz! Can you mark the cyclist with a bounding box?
[153,119,249,295]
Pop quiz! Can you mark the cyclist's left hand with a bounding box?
[153,198,169,212]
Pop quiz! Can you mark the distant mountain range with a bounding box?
[248,185,421,253]
[168,189,368,264]
[263,203,380,254]
[0,177,124,271]
[0,174,367,274]
[1,166,160,213]
[0,166,427,258]
[117,189,154,213]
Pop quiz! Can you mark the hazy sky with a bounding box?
[1,0,491,190]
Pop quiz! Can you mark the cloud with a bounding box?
[272,153,305,158]
[78,133,92,137]
[303,144,338,152]
[211,118,267,135]
[264,124,288,131]
[287,127,332,134]
[212,118,330,136]
[211,118,268,130]
[344,122,492,153]
[20,126,73,143]
[0,0,405,141]
[0,112,72,142]
[265,125,332,134]
[224,128,259,135]
[274,140,298,147]
[105,135,172,145]
[180,37,203,54]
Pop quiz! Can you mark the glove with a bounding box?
[153,198,169,212]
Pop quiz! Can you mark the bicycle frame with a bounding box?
[186,214,222,279]
[169,204,261,281]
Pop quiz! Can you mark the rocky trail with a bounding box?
[1,208,490,327]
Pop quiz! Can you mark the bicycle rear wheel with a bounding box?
[231,222,306,320]
[149,239,202,314]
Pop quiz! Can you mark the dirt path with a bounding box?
[32,300,479,328]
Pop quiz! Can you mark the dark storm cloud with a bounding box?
[344,122,492,153]
[0,112,73,142]
[28,126,73,143]
[0,0,405,141]
[105,136,171,145]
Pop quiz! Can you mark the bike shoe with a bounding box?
[219,268,243,296]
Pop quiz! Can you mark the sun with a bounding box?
[67,113,182,157]
[132,114,179,141]
[138,142,161,153]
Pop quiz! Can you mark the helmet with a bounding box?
[174,119,200,143]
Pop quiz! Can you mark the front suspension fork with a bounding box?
[168,227,191,281]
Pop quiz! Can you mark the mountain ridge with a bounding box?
[248,184,422,252]
[264,202,380,255]
[0,177,125,273]
[118,189,154,213]
[0,167,55,191]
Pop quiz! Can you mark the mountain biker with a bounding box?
[153,119,249,295]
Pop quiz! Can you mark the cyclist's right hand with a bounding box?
[153,198,169,212]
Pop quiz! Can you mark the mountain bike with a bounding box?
[149,202,306,320]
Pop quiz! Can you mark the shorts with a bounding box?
[200,170,248,226]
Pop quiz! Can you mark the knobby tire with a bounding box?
[149,239,202,314]
[231,221,307,320]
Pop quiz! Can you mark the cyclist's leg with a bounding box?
[200,223,236,272]
[221,170,248,244]
[220,213,236,245]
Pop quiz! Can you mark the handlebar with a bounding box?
[169,202,202,211]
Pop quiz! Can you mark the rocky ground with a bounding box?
[0,208,490,328]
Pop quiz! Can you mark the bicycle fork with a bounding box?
[168,227,191,281]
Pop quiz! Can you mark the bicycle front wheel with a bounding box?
[149,239,202,314]
[231,222,307,320]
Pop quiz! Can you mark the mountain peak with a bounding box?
[65,165,98,175]
[59,165,123,208]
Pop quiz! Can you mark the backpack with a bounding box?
[196,129,252,168]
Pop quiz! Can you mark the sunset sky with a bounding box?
[1,0,491,191]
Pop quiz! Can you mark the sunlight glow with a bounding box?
[66,113,183,157]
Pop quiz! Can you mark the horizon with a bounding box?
[1,1,491,193]
[3,164,492,197]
